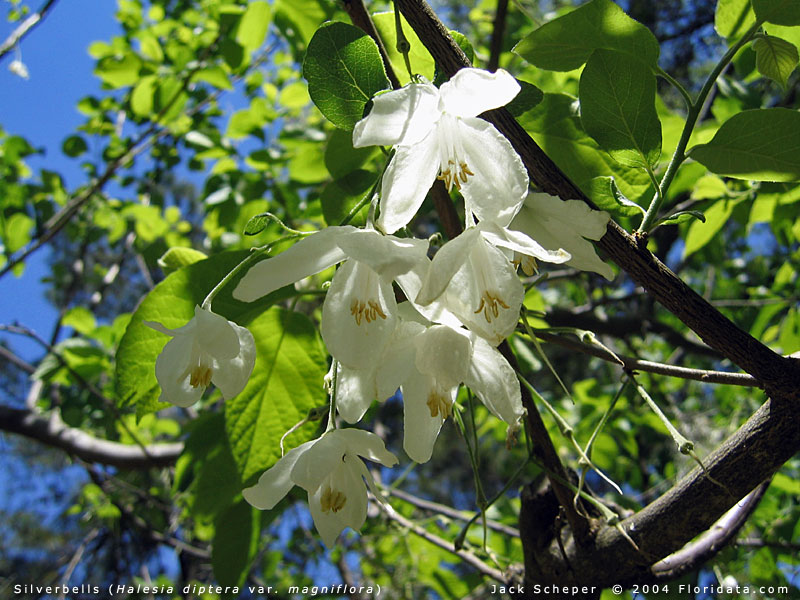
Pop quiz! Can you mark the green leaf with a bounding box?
[95,53,142,88]
[324,128,376,179]
[505,80,544,118]
[193,66,233,91]
[62,135,88,157]
[372,12,435,85]
[580,49,662,169]
[715,0,756,39]
[212,500,260,589]
[157,247,208,274]
[654,210,706,227]
[586,176,645,218]
[302,21,391,130]
[225,307,326,484]
[513,0,660,71]
[114,252,290,418]
[321,169,375,227]
[235,1,271,50]
[243,212,284,236]
[434,30,474,87]
[753,35,799,88]
[4,212,33,253]
[63,307,97,336]
[688,108,800,182]
[683,198,742,258]
[753,0,800,26]
[517,93,652,204]
[130,75,156,117]
[691,174,730,200]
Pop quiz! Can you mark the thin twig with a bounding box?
[0,0,58,62]
[377,500,509,583]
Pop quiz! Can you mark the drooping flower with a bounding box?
[233,226,428,369]
[509,192,614,280]
[353,68,528,234]
[333,304,524,463]
[415,221,570,345]
[146,306,256,407]
[243,428,398,547]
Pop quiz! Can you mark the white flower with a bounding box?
[146,306,255,407]
[233,226,428,369]
[9,59,29,80]
[242,428,398,547]
[333,304,524,463]
[353,68,528,234]
[509,193,613,280]
[415,222,570,345]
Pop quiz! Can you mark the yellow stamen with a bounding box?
[320,485,347,513]
[426,392,452,419]
[350,298,387,326]
[474,291,510,323]
[189,365,213,388]
[437,160,474,192]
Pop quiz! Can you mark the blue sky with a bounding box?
[0,0,117,361]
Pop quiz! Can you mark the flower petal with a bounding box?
[459,118,528,227]
[291,432,348,493]
[194,306,240,361]
[463,334,523,424]
[211,322,256,400]
[401,374,453,463]
[335,229,428,280]
[242,440,316,510]
[321,260,397,369]
[439,68,520,118]
[353,83,441,147]
[479,221,571,264]
[414,325,471,388]
[154,335,204,407]
[511,193,614,279]
[335,427,398,467]
[395,261,464,329]
[374,317,424,400]
[415,227,481,306]
[233,226,355,302]
[336,362,378,424]
[377,139,441,234]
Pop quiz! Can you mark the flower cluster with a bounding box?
[149,67,612,546]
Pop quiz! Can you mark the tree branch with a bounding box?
[0,404,182,469]
[487,0,509,72]
[0,0,59,62]
[648,480,769,582]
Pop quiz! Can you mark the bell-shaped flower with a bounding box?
[353,68,528,234]
[233,226,428,369]
[509,193,614,280]
[146,306,256,407]
[332,304,524,463]
[242,428,398,547]
[415,222,570,345]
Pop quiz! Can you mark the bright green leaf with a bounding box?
[691,174,729,200]
[753,0,800,26]
[157,247,208,274]
[95,53,142,88]
[225,307,326,484]
[63,307,97,336]
[715,0,756,39]
[753,35,799,89]
[4,212,33,253]
[193,66,233,90]
[683,198,742,258]
[580,49,662,169]
[513,0,660,71]
[130,74,156,117]
[236,1,271,50]
[586,176,645,218]
[321,169,376,227]
[689,108,800,182]
[302,21,391,130]
[372,12,435,85]
[518,93,652,204]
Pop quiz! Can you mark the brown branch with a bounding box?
[648,480,769,582]
[0,404,182,469]
[487,0,509,72]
